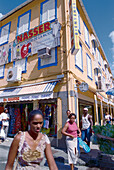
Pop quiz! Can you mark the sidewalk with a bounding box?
[0,138,114,170]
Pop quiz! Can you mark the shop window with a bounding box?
[0,22,11,46]
[13,57,27,73]
[86,53,93,80]
[39,101,57,137]
[17,10,31,35]
[0,64,5,79]
[8,103,33,136]
[38,47,57,70]
[40,0,57,24]
[75,43,83,72]
[77,8,81,33]
[84,22,90,48]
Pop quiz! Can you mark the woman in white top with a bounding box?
[5,110,58,170]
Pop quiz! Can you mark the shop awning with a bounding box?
[106,88,114,96]
[0,81,58,102]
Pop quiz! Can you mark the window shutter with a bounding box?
[84,23,89,46]
[75,43,82,70]
[0,24,10,45]
[0,65,4,78]
[48,0,55,21]
[15,58,26,72]
[42,3,48,23]
[18,12,30,35]
[42,0,55,23]
[87,54,92,78]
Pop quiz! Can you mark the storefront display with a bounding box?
[39,99,57,137]
[7,103,33,136]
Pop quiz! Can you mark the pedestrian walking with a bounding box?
[81,108,93,147]
[1,108,9,140]
[0,112,3,143]
[5,109,58,170]
[61,113,81,170]
[105,112,112,124]
[66,110,71,122]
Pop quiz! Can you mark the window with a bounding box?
[86,53,92,80]
[0,65,5,79]
[84,22,90,48]
[92,40,96,57]
[17,10,31,35]
[0,22,11,46]
[38,47,57,70]
[40,0,57,24]
[97,49,101,65]
[102,76,106,91]
[75,43,83,71]
[13,57,27,73]
[101,55,104,71]
[77,9,80,33]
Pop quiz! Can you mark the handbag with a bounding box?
[0,128,5,139]
[13,132,25,170]
[77,137,91,153]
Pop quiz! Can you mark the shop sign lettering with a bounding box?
[3,97,20,102]
[97,94,103,101]
[16,22,51,43]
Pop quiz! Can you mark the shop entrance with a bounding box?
[7,102,33,137]
[39,99,57,137]
[79,99,95,126]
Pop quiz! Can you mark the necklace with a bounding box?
[33,138,40,144]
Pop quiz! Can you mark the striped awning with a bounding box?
[0,81,57,102]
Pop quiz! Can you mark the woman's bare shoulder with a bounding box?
[13,131,23,143]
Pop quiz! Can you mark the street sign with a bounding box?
[79,82,88,92]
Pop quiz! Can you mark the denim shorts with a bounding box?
[81,126,91,142]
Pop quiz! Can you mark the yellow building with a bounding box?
[0,0,113,147]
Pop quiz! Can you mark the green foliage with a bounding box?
[93,124,114,155]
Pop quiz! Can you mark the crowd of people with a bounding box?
[0,107,113,170]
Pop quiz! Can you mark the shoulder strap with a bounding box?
[13,132,25,170]
[18,132,25,152]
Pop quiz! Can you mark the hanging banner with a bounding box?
[13,21,61,60]
[69,0,79,55]
[0,20,61,65]
[0,42,13,65]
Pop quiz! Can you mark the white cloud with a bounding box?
[109,31,114,58]
[0,13,3,19]
[110,61,114,77]
[109,31,114,77]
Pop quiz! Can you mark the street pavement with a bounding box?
[0,137,114,170]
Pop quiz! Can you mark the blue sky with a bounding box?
[82,0,114,76]
[0,0,114,76]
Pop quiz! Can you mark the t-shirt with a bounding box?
[0,115,2,121]
[105,115,112,121]
[1,112,9,126]
[67,121,78,138]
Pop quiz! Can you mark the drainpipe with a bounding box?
[74,84,79,127]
